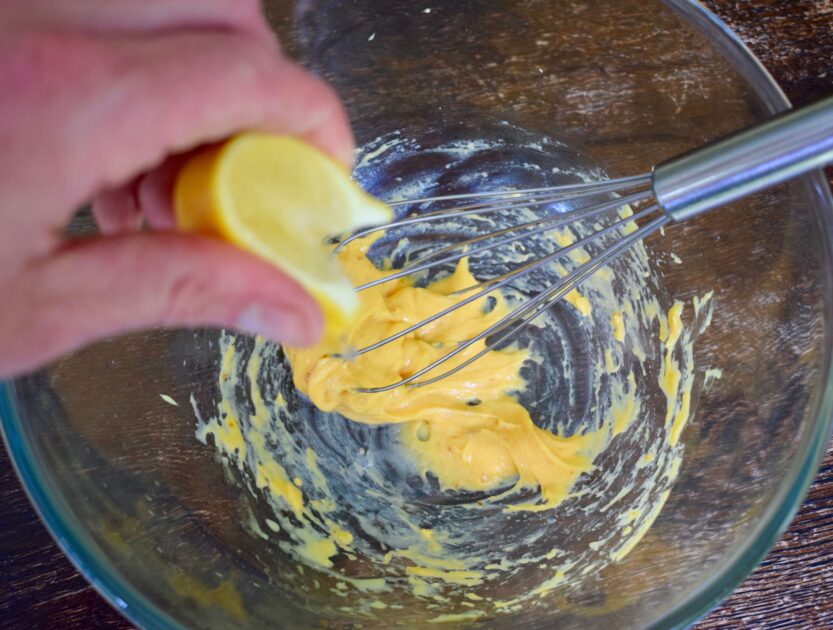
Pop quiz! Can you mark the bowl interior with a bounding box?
[4,1,833,628]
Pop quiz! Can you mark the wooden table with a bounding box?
[1,1,832,627]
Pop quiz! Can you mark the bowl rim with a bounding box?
[2,1,833,628]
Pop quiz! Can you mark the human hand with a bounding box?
[0,0,354,377]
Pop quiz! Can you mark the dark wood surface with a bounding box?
[1,1,833,628]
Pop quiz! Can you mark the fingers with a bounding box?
[0,233,323,378]
[88,37,353,234]
[92,180,142,235]
[0,25,354,228]
[92,153,189,234]
[96,100,361,234]
[132,154,189,231]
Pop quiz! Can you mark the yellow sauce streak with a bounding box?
[286,236,607,511]
[191,183,719,617]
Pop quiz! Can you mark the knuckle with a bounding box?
[159,268,213,324]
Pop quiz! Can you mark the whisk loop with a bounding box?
[334,173,651,254]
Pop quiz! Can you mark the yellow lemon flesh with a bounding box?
[174,133,392,337]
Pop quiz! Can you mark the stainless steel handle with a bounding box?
[653,96,833,222]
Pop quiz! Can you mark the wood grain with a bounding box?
[1,1,832,628]
[692,0,833,627]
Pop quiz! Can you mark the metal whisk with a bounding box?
[336,97,833,393]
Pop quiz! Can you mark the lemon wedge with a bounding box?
[174,133,392,338]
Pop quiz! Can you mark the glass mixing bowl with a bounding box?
[3,1,833,628]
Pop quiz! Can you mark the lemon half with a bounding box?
[174,134,392,337]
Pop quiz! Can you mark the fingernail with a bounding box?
[236,304,317,345]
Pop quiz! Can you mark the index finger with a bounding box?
[0,29,355,222]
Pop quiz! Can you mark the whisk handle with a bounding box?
[653,95,833,222]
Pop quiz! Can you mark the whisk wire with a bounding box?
[345,204,658,359]
[401,188,653,272]
[385,173,652,207]
[354,188,652,291]
[354,210,669,393]
[335,173,652,253]
[446,204,659,296]
[404,214,670,390]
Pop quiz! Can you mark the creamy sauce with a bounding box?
[190,130,717,620]
[287,238,609,511]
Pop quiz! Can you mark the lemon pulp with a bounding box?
[174,133,392,337]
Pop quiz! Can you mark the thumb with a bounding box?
[0,232,322,377]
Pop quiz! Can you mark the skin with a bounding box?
[0,0,355,378]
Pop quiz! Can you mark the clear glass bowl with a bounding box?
[3,1,833,628]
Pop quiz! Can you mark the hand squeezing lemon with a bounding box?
[174,134,392,338]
